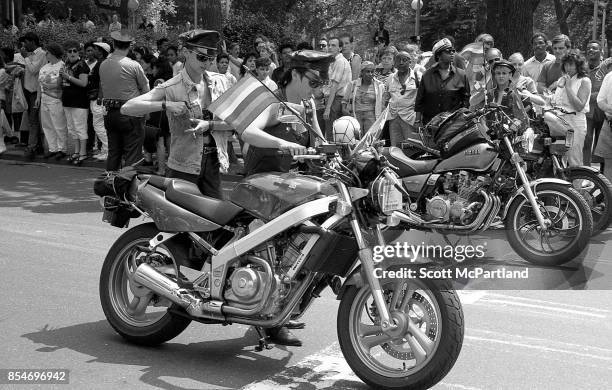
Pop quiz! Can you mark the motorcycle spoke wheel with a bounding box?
[349,281,441,376]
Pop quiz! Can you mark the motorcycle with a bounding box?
[382,104,593,266]
[95,140,464,389]
[523,106,612,236]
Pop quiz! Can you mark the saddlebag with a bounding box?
[424,108,487,157]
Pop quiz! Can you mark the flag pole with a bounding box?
[242,66,327,143]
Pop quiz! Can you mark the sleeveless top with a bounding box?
[553,75,590,115]
[244,89,313,176]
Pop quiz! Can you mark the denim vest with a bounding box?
[162,69,231,174]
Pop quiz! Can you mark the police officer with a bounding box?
[240,50,334,176]
[99,30,150,171]
[122,30,235,198]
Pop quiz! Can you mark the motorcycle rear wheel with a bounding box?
[505,183,593,266]
[99,223,192,345]
[337,275,463,390]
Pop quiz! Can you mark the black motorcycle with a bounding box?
[382,104,593,266]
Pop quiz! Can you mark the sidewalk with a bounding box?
[0,142,245,182]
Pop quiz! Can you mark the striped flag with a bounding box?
[208,74,279,133]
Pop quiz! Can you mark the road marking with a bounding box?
[465,328,612,363]
[475,292,609,319]
[242,342,483,390]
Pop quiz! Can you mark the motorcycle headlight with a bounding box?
[370,173,403,215]
[521,127,535,153]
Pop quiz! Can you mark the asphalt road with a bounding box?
[1,161,611,389]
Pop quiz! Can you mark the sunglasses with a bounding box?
[188,49,212,63]
[304,72,327,88]
[488,57,501,65]
[319,44,327,48]
[441,48,456,54]
[67,49,79,53]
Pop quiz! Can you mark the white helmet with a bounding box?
[333,116,360,145]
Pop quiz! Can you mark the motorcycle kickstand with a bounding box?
[254,326,273,352]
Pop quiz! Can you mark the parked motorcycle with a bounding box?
[95,141,464,389]
[383,104,593,266]
[523,106,612,236]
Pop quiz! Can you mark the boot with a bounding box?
[285,320,306,329]
[264,326,302,346]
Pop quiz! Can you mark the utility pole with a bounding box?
[593,0,598,40]
[194,0,198,28]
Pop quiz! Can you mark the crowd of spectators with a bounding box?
[0,14,611,183]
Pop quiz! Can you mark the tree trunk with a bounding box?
[485,0,540,58]
[200,0,223,31]
[553,0,570,35]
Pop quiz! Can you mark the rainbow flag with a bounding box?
[208,74,279,133]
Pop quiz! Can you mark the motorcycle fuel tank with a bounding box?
[434,143,498,173]
[229,172,338,221]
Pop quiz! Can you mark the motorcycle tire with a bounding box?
[564,169,612,237]
[505,183,593,266]
[337,276,463,390]
[99,223,192,346]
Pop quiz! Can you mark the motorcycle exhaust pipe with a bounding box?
[133,263,193,309]
[132,263,225,320]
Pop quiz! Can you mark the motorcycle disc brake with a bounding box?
[381,292,438,360]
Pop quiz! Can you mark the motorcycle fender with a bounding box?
[502,178,571,220]
[337,266,364,301]
[562,166,600,175]
[135,185,222,232]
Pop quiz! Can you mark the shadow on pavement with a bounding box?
[0,163,102,214]
[22,320,294,390]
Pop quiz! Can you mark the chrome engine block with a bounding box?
[425,171,490,224]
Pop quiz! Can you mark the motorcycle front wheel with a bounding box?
[99,223,192,345]
[505,183,593,266]
[337,275,464,390]
[564,169,612,236]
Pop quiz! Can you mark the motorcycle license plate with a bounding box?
[382,183,403,213]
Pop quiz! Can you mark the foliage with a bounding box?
[222,9,297,54]
[135,0,177,27]
[0,20,181,50]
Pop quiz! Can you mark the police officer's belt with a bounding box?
[100,99,127,109]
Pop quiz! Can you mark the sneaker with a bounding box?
[95,153,107,161]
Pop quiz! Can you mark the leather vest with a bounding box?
[245,91,313,176]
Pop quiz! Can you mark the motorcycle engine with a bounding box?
[224,220,313,315]
[425,171,488,224]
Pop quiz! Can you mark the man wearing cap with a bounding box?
[383,51,421,146]
[99,31,150,171]
[415,38,470,127]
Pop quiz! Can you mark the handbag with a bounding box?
[11,78,28,113]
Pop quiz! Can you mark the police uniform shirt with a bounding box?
[99,52,149,101]
[157,68,231,175]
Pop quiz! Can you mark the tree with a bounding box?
[485,0,540,57]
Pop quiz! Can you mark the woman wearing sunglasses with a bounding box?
[60,40,90,165]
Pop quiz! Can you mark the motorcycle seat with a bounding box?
[384,147,439,177]
[139,174,173,191]
[165,180,243,225]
